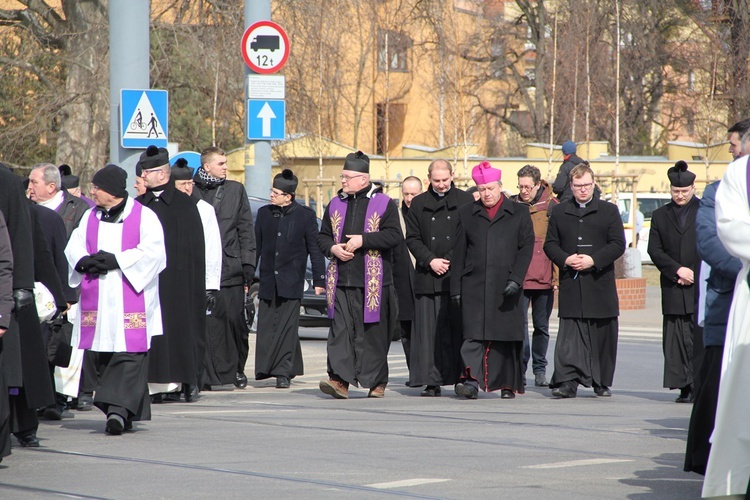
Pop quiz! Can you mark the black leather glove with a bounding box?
[206,290,217,311]
[451,295,461,308]
[502,280,521,297]
[75,256,99,274]
[94,251,119,271]
[243,264,255,287]
[12,289,34,312]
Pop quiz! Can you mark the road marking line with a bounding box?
[522,458,634,469]
[365,478,451,489]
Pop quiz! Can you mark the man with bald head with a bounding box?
[405,160,473,396]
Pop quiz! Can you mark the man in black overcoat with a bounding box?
[317,151,403,399]
[137,146,206,402]
[0,216,13,463]
[450,162,534,399]
[647,161,700,403]
[0,163,55,449]
[254,170,325,389]
[406,160,473,397]
[544,163,625,398]
[193,147,256,389]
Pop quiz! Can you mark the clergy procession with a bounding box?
[0,140,749,497]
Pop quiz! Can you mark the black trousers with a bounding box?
[327,285,396,388]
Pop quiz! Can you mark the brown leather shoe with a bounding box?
[319,378,349,399]
[368,384,386,398]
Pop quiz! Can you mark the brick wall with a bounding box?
[551,277,647,310]
[616,278,647,310]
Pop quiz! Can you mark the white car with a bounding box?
[617,193,672,263]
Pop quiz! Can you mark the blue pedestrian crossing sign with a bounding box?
[247,99,285,141]
[121,89,168,149]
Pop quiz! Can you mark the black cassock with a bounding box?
[138,183,206,386]
[254,202,325,381]
[647,198,699,390]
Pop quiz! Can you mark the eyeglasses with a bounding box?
[270,189,289,196]
[340,174,365,181]
[517,185,536,192]
[571,182,594,190]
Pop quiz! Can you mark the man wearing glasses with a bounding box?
[317,151,402,399]
[544,163,625,398]
[254,170,325,389]
[510,164,559,387]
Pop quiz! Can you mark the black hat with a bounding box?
[171,158,194,181]
[667,160,695,188]
[273,169,298,194]
[343,151,369,173]
[92,164,128,198]
[61,174,80,189]
[137,145,170,172]
[58,164,72,176]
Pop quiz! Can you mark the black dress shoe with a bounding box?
[534,373,549,387]
[676,386,693,403]
[501,389,515,399]
[454,382,478,399]
[151,394,163,404]
[43,406,63,421]
[420,385,441,397]
[234,372,248,389]
[276,376,290,389]
[105,414,125,435]
[594,386,612,397]
[551,383,577,399]
[183,384,199,402]
[17,433,40,447]
[77,394,94,411]
[163,392,181,402]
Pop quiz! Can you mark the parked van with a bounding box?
[617,192,672,263]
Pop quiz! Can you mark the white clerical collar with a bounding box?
[577,197,593,208]
[39,190,64,211]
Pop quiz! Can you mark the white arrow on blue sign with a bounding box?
[247,99,285,141]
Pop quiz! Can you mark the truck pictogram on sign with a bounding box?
[241,20,290,75]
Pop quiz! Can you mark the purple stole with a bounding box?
[79,202,149,352]
[326,192,391,323]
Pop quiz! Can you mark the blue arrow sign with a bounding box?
[121,89,168,149]
[247,99,285,141]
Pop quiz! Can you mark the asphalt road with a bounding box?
[0,324,703,499]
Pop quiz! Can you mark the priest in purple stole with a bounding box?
[65,165,166,435]
[317,151,403,399]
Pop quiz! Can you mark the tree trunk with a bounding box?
[55,1,110,184]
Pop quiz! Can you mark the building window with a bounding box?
[378,29,411,72]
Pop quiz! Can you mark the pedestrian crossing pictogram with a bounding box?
[120,89,168,149]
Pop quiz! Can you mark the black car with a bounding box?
[245,196,329,332]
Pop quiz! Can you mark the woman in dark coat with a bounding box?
[450,162,534,399]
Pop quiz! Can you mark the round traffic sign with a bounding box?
[170,151,201,176]
[241,20,290,75]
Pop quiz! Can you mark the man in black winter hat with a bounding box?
[254,169,326,389]
[648,160,700,403]
[65,163,167,434]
